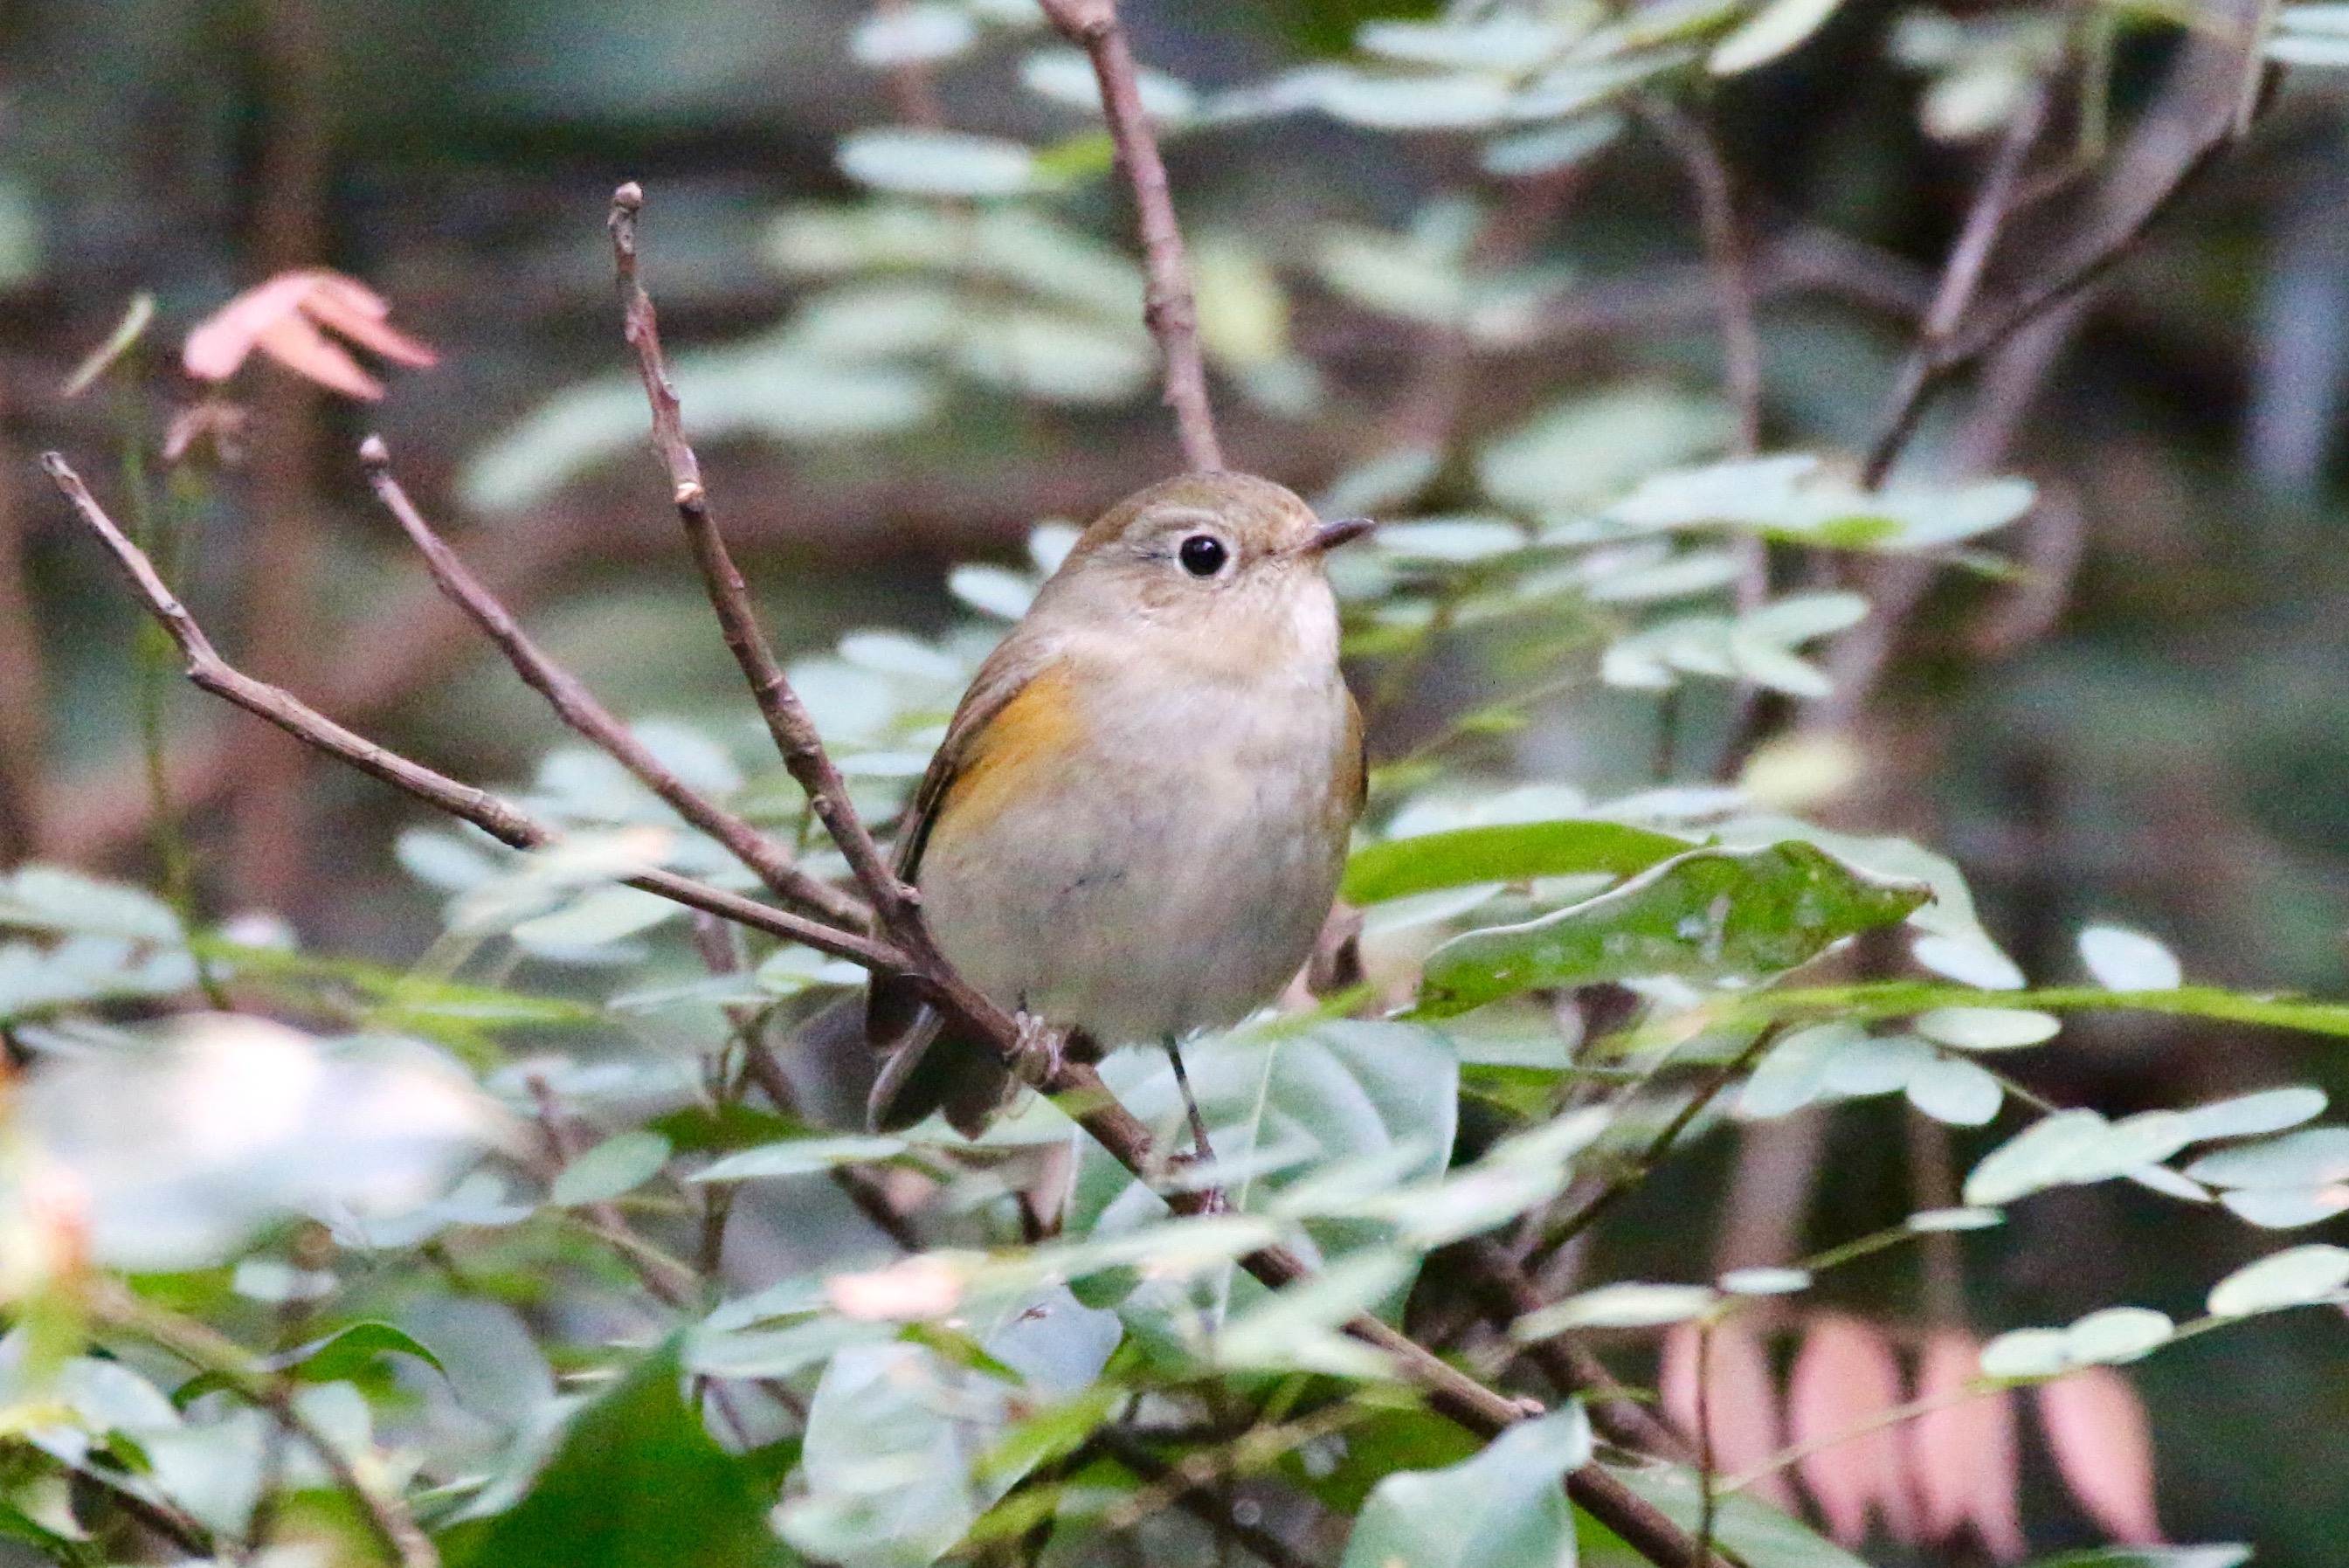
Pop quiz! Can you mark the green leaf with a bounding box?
[778,1289,1119,1568]
[849,3,976,67]
[1282,1406,1482,1514]
[1480,386,1733,513]
[2173,1087,2327,1143]
[447,1336,790,1567]
[0,866,182,943]
[1735,1021,1863,1118]
[278,1321,446,1384]
[1979,1327,2071,1378]
[1340,1406,1592,1568]
[1602,1459,1870,1566]
[1067,1020,1458,1293]
[1414,842,1928,1017]
[1913,1006,2061,1051]
[2183,1126,2349,1189]
[693,1135,909,1183]
[1215,1249,1416,1378]
[2062,1306,2174,1365]
[1344,820,1695,904]
[1708,0,1847,73]
[1513,1283,1717,1339]
[551,1130,673,1205]
[647,1102,805,1155]
[1903,1054,2004,1125]
[2078,925,2184,991]
[2206,1244,2349,1317]
[837,128,1043,197]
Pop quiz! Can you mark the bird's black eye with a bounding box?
[1178,534,1229,577]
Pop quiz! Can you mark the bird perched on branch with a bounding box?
[865,471,1371,1143]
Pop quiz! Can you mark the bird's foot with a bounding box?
[1009,1010,1066,1088]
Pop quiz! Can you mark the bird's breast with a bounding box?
[916,649,1357,1047]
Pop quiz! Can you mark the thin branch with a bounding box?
[1862,86,2051,487]
[1457,1239,1694,1461]
[1641,100,1764,465]
[608,185,918,936]
[1031,0,1222,471]
[1719,1381,1993,1495]
[1639,96,1769,778]
[1099,1429,1323,1568]
[1543,1025,1787,1256]
[93,1281,439,1568]
[693,914,926,1252]
[40,454,900,975]
[358,436,868,929]
[526,1071,701,1309]
[1694,1320,1718,1566]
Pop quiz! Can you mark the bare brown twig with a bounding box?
[39,455,899,974]
[1457,1239,1695,1461]
[1032,0,1222,472]
[358,437,868,929]
[1862,86,2052,489]
[1862,45,2272,488]
[1098,1429,1322,1568]
[525,1071,701,1309]
[610,185,917,935]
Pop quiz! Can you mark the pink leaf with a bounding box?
[255,314,385,401]
[183,273,318,382]
[182,268,436,399]
[1788,1313,1921,1546]
[1661,1320,1796,1509]
[299,273,439,368]
[1907,1330,2025,1560]
[2037,1365,2163,1544]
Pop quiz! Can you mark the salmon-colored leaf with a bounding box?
[2037,1364,2163,1544]
[298,274,439,368]
[162,399,248,466]
[255,314,385,400]
[1661,1319,1796,1509]
[1908,1330,2024,1560]
[1788,1313,1920,1546]
[182,268,436,399]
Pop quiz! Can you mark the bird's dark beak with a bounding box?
[1306,516,1374,553]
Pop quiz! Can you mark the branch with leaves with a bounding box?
[39,181,1725,1568]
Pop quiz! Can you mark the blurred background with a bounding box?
[5,0,2349,1558]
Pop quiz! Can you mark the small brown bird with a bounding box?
[867,471,1370,1137]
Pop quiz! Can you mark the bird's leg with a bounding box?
[1010,1009,1065,1087]
[1162,1033,1216,1164]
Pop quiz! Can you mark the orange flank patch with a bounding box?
[928,663,1087,852]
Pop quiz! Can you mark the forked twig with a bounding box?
[1033,0,1223,472]
[610,184,917,933]
[41,454,899,975]
[1862,86,2051,487]
[357,435,868,930]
